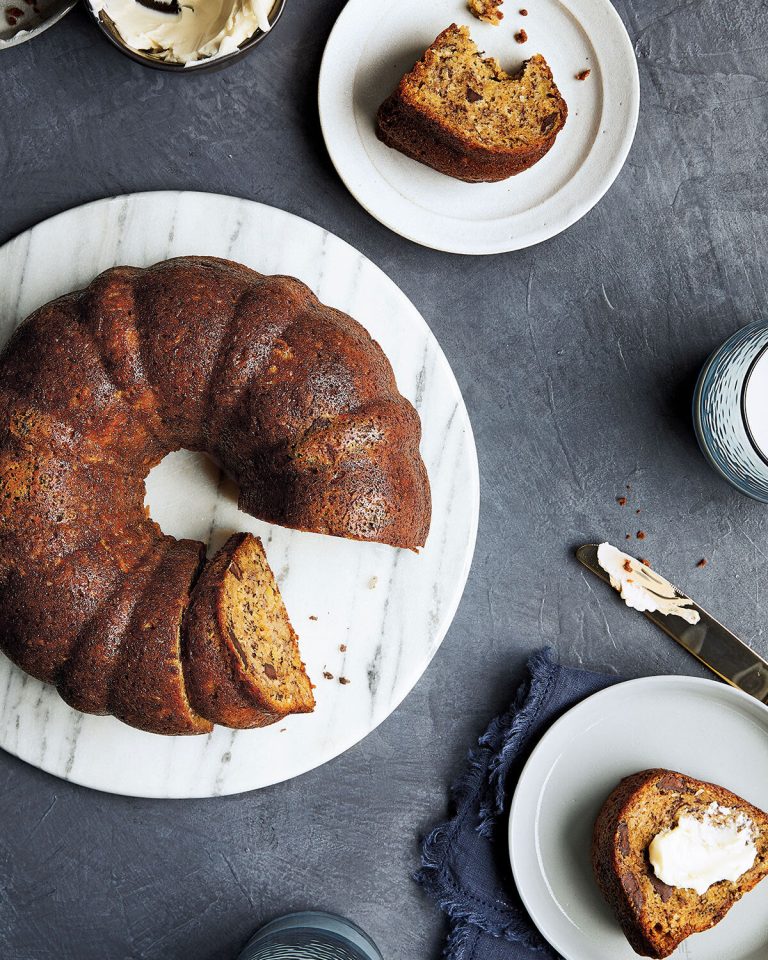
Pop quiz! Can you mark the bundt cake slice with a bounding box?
[592,769,768,958]
[376,24,567,182]
[108,540,213,736]
[183,533,314,727]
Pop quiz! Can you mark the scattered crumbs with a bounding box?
[514,28,528,43]
[576,69,591,81]
[339,644,347,652]
[368,576,378,589]
[323,671,334,680]
[622,559,632,573]
[637,530,646,540]
[635,509,641,514]
[467,0,504,25]
[626,484,631,491]
[279,727,287,733]
[640,558,651,567]
[519,7,528,13]
[339,676,351,685]
[308,614,318,621]
[625,534,631,540]
[696,558,708,568]
[617,496,627,506]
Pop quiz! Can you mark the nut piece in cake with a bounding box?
[467,0,504,25]
[376,24,567,183]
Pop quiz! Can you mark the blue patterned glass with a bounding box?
[694,320,768,502]
[238,912,383,960]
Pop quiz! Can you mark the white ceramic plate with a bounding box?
[318,0,639,255]
[508,676,768,960]
[0,191,479,798]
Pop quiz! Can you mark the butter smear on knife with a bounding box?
[597,543,701,624]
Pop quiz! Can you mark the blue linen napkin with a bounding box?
[415,649,619,960]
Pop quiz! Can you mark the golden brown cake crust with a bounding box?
[0,256,431,736]
[376,25,567,183]
[592,768,768,958]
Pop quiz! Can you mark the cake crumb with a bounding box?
[339,676,351,685]
[696,558,708,568]
[637,530,646,540]
[339,644,347,652]
[617,496,627,506]
[635,509,641,514]
[622,559,632,573]
[514,28,528,43]
[576,69,591,81]
[323,671,334,680]
[368,576,378,589]
[309,615,318,621]
[625,534,631,540]
[640,558,651,567]
[467,0,504,25]
[279,727,287,732]
[519,7,528,13]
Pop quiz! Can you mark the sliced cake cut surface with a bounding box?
[592,768,768,959]
[376,24,567,183]
[183,533,315,728]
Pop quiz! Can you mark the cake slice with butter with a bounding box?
[592,769,768,958]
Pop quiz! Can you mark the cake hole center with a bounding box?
[144,449,241,555]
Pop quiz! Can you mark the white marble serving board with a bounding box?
[0,192,479,798]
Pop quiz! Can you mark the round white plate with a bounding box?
[0,191,479,798]
[508,676,768,960]
[318,0,639,255]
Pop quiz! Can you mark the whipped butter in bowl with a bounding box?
[88,0,283,70]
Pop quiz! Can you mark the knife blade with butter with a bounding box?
[577,542,768,704]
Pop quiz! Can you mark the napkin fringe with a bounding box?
[415,649,560,955]
[478,648,558,836]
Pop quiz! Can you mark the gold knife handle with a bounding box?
[645,610,768,704]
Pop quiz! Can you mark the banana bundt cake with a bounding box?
[0,256,431,735]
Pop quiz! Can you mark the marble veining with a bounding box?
[0,191,479,798]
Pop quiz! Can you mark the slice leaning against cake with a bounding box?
[592,768,768,958]
[183,533,315,729]
[376,24,567,183]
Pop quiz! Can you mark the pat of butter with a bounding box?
[649,802,757,895]
[596,542,700,624]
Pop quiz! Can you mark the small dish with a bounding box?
[318,0,640,255]
[0,0,74,49]
[508,675,768,960]
[86,0,285,72]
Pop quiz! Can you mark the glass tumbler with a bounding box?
[238,911,384,960]
[694,319,768,502]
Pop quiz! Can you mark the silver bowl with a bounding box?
[85,0,285,72]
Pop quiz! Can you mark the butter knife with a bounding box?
[576,543,768,704]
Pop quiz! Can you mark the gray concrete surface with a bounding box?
[1,1,767,957]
